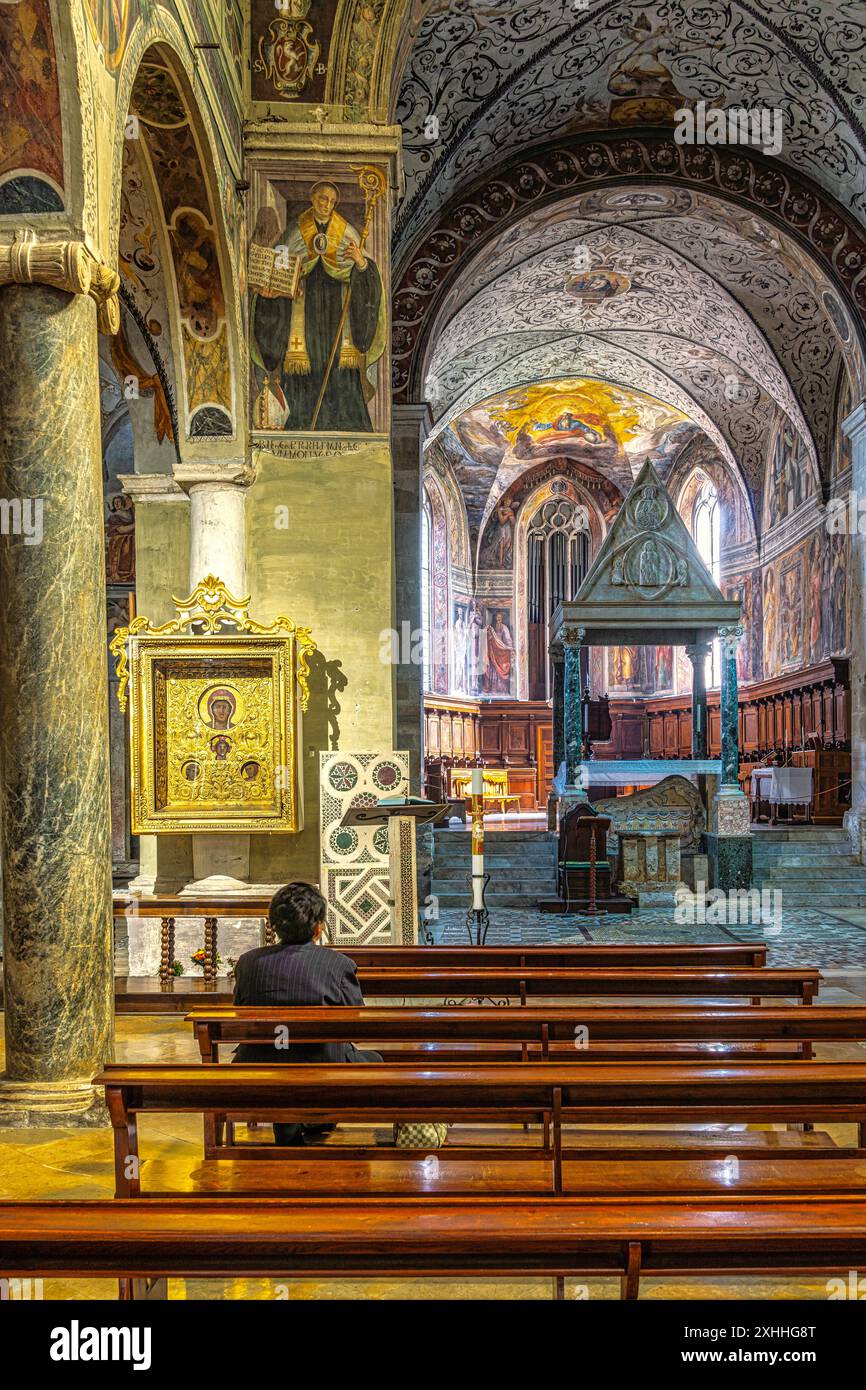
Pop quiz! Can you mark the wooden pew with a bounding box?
[352,967,820,1004]
[187,1004,866,1067]
[335,944,769,970]
[95,1060,866,1196]
[4,1194,866,1300]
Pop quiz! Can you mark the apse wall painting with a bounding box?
[451,600,514,698]
[455,380,689,475]
[607,646,673,695]
[762,529,849,679]
[249,164,388,434]
[764,416,817,531]
[723,570,762,684]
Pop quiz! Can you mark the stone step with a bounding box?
[756,867,866,878]
[430,839,556,861]
[752,884,866,899]
[432,877,557,896]
[752,839,854,854]
[433,891,554,909]
[762,893,866,907]
[432,849,557,864]
[433,831,555,844]
[751,829,849,841]
[750,856,861,867]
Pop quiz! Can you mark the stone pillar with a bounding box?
[0,274,114,1125]
[175,462,255,891]
[843,403,866,860]
[707,623,751,891]
[391,404,431,793]
[175,461,253,598]
[686,641,710,758]
[562,625,588,801]
[117,474,192,896]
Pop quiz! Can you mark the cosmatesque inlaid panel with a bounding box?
[319,751,410,945]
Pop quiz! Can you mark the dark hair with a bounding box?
[269,882,326,945]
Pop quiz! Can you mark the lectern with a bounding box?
[340,796,448,944]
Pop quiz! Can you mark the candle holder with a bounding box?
[465,870,491,946]
[465,772,491,946]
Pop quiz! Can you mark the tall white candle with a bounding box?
[470,766,485,909]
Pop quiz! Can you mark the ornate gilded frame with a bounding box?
[110,576,316,834]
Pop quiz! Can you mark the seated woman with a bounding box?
[232,881,381,1146]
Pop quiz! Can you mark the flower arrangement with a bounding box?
[190,948,222,972]
[172,960,184,977]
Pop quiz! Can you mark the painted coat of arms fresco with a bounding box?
[255,4,321,99]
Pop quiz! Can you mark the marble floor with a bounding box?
[2,902,866,1301]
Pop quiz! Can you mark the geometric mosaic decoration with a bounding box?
[319,751,410,944]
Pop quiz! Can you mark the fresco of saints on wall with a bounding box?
[451,601,514,697]
[765,420,815,531]
[484,608,514,696]
[779,557,803,670]
[479,502,516,569]
[250,171,387,433]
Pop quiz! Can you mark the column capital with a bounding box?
[549,641,564,663]
[392,401,433,435]
[117,472,186,503]
[562,624,586,647]
[0,228,120,333]
[718,622,744,658]
[685,640,711,663]
[174,460,257,492]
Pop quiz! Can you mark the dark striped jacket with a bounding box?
[232,941,363,1063]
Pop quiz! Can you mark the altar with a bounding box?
[581,759,720,785]
[548,460,750,901]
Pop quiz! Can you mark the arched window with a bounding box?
[527,497,591,699]
[421,491,433,693]
[693,478,721,686]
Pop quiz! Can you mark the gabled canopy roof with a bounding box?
[551,459,741,648]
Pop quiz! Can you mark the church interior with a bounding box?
[3,0,866,1321]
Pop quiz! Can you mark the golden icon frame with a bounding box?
[110,576,315,834]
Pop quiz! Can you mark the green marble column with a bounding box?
[0,283,113,1126]
[551,643,565,778]
[719,626,741,789]
[709,623,752,889]
[563,626,587,796]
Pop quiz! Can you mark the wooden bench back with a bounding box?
[352,967,820,1002]
[336,944,768,969]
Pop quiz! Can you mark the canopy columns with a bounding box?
[562,625,588,801]
[686,641,710,759]
[706,623,751,891]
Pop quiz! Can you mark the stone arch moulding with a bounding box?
[423,467,450,695]
[109,15,245,445]
[392,130,866,405]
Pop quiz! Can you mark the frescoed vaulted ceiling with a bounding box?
[398,3,866,554]
[395,0,866,256]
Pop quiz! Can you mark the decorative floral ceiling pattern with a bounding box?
[396,0,866,257]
